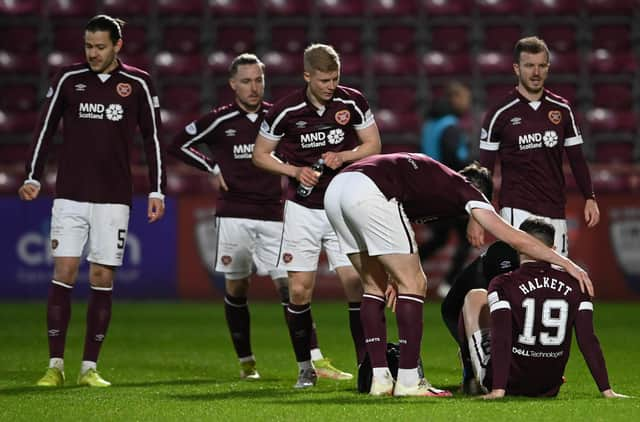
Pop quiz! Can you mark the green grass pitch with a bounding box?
[0,301,638,421]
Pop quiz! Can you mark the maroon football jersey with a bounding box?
[488,261,609,396]
[479,88,583,218]
[25,61,166,206]
[342,153,493,222]
[259,85,375,209]
[170,101,283,221]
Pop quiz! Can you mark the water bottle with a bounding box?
[296,158,325,197]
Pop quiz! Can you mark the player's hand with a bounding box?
[148,197,165,223]
[18,182,40,200]
[385,282,397,313]
[321,151,344,170]
[602,389,631,398]
[213,172,228,192]
[584,199,600,228]
[296,166,320,187]
[565,260,594,297]
[481,389,506,400]
[466,217,485,247]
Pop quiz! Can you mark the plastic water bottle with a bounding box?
[296,158,325,197]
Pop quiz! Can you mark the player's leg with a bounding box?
[37,199,89,387]
[440,217,472,297]
[550,217,568,257]
[461,288,491,394]
[216,217,260,379]
[77,202,130,387]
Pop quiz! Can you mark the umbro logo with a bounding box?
[295,121,307,128]
[75,83,87,92]
[225,129,237,137]
[510,117,522,126]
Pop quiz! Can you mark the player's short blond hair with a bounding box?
[303,44,340,73]
[513,36,550,64]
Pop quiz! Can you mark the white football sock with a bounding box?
[80,360,97,374]
[397,368,420,387]
[310,348,323,361]
[49,358,64,371]
[373,367,392,382]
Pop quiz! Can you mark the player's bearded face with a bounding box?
[514,51,549,95]
[230,63,265,112]
[305,69,339,105]
[85,30,121,73]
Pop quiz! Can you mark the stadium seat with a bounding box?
[53,26,83,53]
[102,0,151,15]
[269,83,299,102]
[545,82,578,105]
[118,53,150,70]
[373,51,418,76]
[371,0,419,15]
[421,51,470,77]
[262,51,302,75]
[483,25,524,52]
[374,108,420,134]
[584,0,635,14]
[271,26,308,54]
[210,0,258,16]
[586,108,637,133]
[317,0,364,16]
[591,25,631,52]
[162,26,201,54]
[422,0,472,16]
[46,51,84,75]
[121,25,147,56]
[0,84,38,112]
[594,141,635,164]
[160,109,200,137]
[0,144,32,167]
[591,83,633,110]
[376,85,417,112]
[158,0,204,15]
[429,26,468,53]
[475,0,524,15]
[588,49,637,74]
[538,24,577,53]
[207,50,235,75]
[476,51,512,74]
[265,0,311,15]
[483,83,516,103]
[215,26,256,54]
[377,26,416,54]
[214,83,236,105]
[0,51,41,75]
[0,109,38,133]
[162,84,202,112]
[548,51,579,74]
[0,0,40,15]
[0,26,39,54]
[325,26,363,55]
[48,0,96,16]
[340,53,365,76]
[154,51,202,76]
[530,0,580,15]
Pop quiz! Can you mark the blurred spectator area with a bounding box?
[0,0,638,171]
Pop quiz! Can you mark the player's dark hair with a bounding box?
[519,218,555,247]
[85,15,125,44]
[460,162,493,200]
[229,53,265,77]
[513,36,550,64]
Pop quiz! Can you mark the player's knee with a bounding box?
[53,264,80,285]
[89,264,115,288]
[225,277,250,296]
[464,289,488,308]
[289,281,312,303]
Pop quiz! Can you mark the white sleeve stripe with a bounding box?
[332,97,366,122]
[119,70,163,194]
[564,135,583,147]
[354,114,376,130]
[269,101,307,137]
[490,300,511,312]
[465,200,494,214]
[180,111,240,173]
[579,301,593,311]
[28,68,90,181]
[258,130,281,142]
[545,96,580,137]
[480,140,499,151]
[487,291,499,306]
[485,98,519,146]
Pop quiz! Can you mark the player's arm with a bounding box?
[137,77,166,223]
[252,134,319,187]
[169,118,219,174]
[482,286,512,400]
[565,145,599,228]
[19,73,66,201]
[470,207,594,296]
[322,123,382,170]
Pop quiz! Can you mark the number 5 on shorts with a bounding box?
[117,229,127,249]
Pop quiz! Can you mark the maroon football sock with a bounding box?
[348,301,366,364]
[287,303,312,363]
[360,294,387,368]
[224,294,252,359]
[47,281,73,359]
[82,287,112,362]
[396,294,424,369]
[282,302,319,350]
